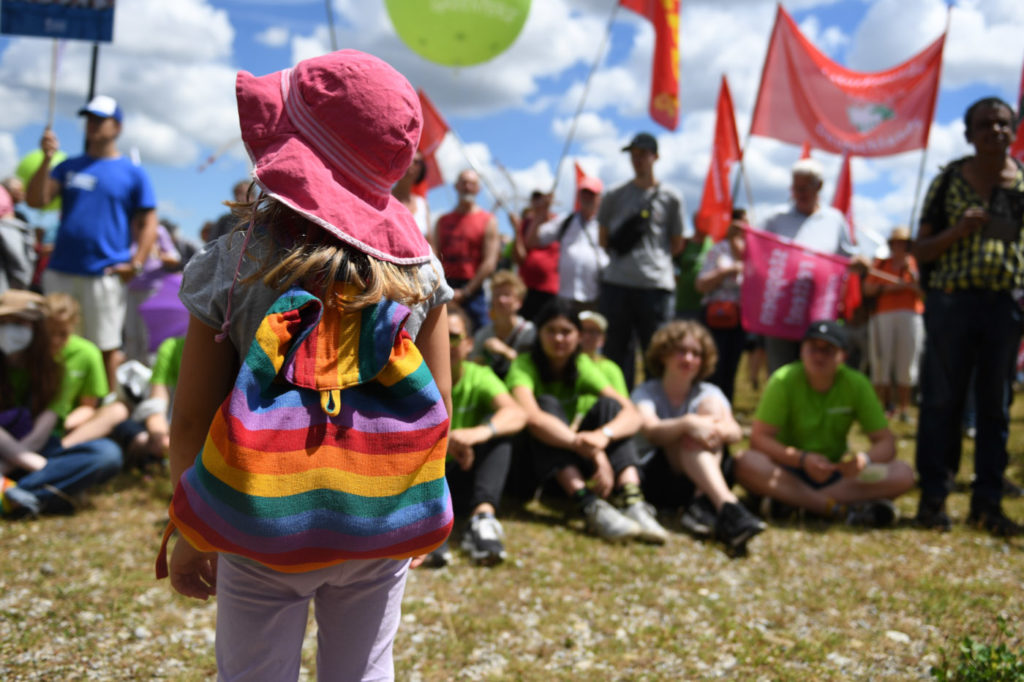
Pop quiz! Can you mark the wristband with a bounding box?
[601,426,614,440]
[798,450,808,469]
[485,419,497,437]
[862,453,872,465]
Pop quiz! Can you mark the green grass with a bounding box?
[1,365,1023,680]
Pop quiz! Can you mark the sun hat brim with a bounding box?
[236,67,431,266]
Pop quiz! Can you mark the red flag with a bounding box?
[620,0,681,130]
[695,75,741,241]
[414,89,450,197]
[799,141,812,159]
[831,153,855,243]
[750,6,944,157]
[1011,57,1024,162]
[574,162,586,210]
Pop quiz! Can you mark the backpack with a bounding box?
[156,285,452,577]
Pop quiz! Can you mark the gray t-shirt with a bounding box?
[630,378,729,454]
[598,182,685,291]
[763,205,855,257]
[180,226,453,365]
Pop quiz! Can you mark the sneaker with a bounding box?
[421,539,452,568]
[914,496,952,531]
[583,498,640,543]
[679,496,716,538]
[715,501,766,552]
[2,485,41,519]
[621,501,669,545]
[845,499,897,528]
[461,513,507,566]
[967,504,1024,538]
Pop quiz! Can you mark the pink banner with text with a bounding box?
[741,228,850,340]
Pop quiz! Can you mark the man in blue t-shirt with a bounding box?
[27,95,158,391]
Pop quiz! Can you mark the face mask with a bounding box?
[0,323,33,355]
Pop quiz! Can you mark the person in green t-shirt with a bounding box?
[506,299,667,544]
[424,304,527,568]
[735,320,914,527]
[577,310,628,398]
[0,290,122,517]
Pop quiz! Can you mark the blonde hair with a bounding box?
[645,320,718,380]
[490,269,526,300]
[239,195,437,311]
[43,292,81,333]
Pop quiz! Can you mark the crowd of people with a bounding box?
[1,90,1022,562]
[0,49,1021,680]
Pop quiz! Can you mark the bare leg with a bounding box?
[555,465,587,496]
[734,450,833,514]
[665,441,737,511]
[102,348,124,400]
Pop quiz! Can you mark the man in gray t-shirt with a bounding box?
[598,132,685,389]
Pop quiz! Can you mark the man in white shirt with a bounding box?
[530,177,608,308]
[761,158,855,372]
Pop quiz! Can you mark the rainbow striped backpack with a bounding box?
[156,286,452,576]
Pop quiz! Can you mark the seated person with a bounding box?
[506,299,667,544]
[734,320,914,526]
[425,304,527,568]
[632,320,766,554]
[113,334,184,469]
[577,311,628,396]
[470,270,535,379]
[0,290,122,517]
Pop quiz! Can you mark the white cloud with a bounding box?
[255,26,290,48]
[0,133,17,178]
[0,0,238,166]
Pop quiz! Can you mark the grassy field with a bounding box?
[2,367,1023,680]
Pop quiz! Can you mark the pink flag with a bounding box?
[750,5,944,157]
[831,152,856,244]
[741,228,850,340]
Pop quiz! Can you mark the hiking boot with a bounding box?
[914,496,951,531]
[422,539,452,568]
[967,503,1024,538]
[461,512,507,566]
[845,499,897,528]
[583,498,640,543]
[679,496,716,538]
[621,501,669,544]
[715,501,766,552]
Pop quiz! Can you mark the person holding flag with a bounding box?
[760,159,856,372]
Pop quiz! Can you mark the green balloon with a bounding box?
[386,0,531,67]
[16,149,67,212]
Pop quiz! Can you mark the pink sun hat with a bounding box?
[235,50,430,265]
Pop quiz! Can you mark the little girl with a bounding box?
[162,51,453,680]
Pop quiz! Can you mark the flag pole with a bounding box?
[550,0,622,196]
[449,128,513,215]
[908,4,951,233]
[46,39,59,130]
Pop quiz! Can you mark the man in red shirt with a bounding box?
[434,169,500,329]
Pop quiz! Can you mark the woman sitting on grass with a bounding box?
[0,290,122,517]
[631,320,765,555]
[506,298,667,544]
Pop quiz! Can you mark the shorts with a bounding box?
[43,270,126,352]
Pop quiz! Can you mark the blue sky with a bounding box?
[1,0,1021,254]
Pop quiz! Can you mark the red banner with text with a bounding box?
[620,0,681,130]
[750,5,944,157]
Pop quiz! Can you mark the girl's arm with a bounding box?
[169,315,239,488]
[416,305,452,423]
[167,315,238,601]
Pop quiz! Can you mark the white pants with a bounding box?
[215,555,410,681]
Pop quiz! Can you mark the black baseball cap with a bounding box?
[802,319,847,350]
[622,132,658,153]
